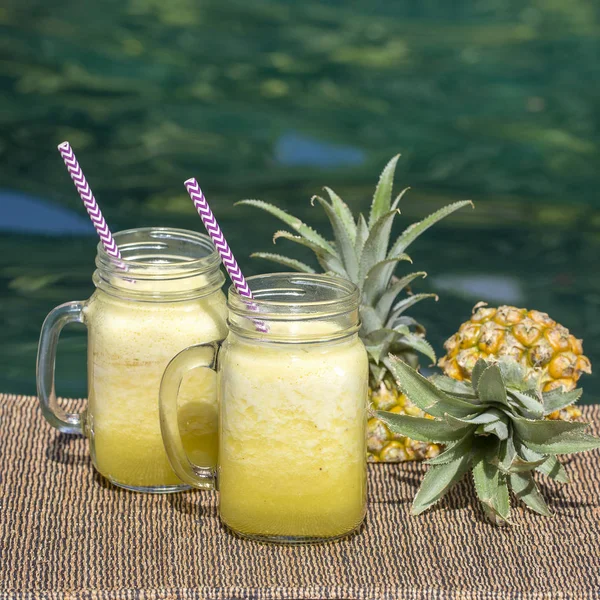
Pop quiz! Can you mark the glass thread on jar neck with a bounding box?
[93,227,225,302]
[227,273,361,343]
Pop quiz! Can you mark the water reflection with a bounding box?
[432,274,525,306]
[1,190,93,234]
[1,0,599,399]
[275,132,365,167]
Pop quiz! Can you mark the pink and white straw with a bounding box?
[57,141,121,260]
[184,178,267,333]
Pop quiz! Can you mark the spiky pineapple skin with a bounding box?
[439,303,592,420]
[367,374,441,462]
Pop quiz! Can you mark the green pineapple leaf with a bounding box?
[445,408,506,426]
[476,364,508,406]
[392,332,437,365]
[385,294,438,329]
[509,390,544,420]
[272,230,332,256]
[515,441,566,477]
[473,439,512,524]
[426,434,473,465]
[272,230,346,276]
[411,454,472,516]
[364,326,410,342]
[428,374,477,397]
[388,200,475,258]
[471,359,488,391]
[355,213,369,256]
[377,200,474,291]
[477,417,510,440]
[496,437,517,472]
[386,354,478,418]
[375,271,428,321]
[376,412,475,444]
[504,454,547,473]
[496,358,532,391]
[391,186,411,210]
[312,196,359,281]
[359,209,400,284]
[495,436,548,473]
[542,388,583,416]
[249,252,316,273]
[512,417,589,445]
[525,431,600,455]
[359,305,385,334]
[509,472,552,517]
[369,362,387,386]
[394,315,422,330]
[322,187,357,243]
[535,456,570,483]
[236,200,335,254]
[369,154,400,227]
[365,346,385,365]
[363,327,408,364]
[362,255,413,299]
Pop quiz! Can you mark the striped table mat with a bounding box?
[1,394,599,600]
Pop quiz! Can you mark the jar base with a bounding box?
[224,521,364,545]
[109,479,191,494]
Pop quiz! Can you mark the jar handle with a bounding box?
[36,301,87,435]
[159,343,219,490]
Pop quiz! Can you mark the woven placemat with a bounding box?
[1,394,599,600]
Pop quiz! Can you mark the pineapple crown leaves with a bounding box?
[376,355,600,525]
[369,154,402,227]
[235,155,473,366]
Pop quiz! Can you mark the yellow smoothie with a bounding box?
[218,323,368,540]
[85,286,227,490]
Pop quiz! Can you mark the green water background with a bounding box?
[1,0,599,401]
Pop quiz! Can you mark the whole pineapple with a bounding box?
[439,303,592,420]
[237,155,473,462]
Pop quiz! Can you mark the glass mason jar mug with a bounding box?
[37,228,228,492]
[160,273,369,543]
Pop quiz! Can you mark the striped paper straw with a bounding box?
[57,141,122,260]
[184,178,268,333]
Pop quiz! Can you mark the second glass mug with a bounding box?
[160,273,369,543]
[37,228,228,492]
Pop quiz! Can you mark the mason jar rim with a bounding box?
[227,273,360,318]
[93,227,225,301]
[96,227,221,274]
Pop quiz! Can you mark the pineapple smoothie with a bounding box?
[159,273,368,540]
[85,286,227,490]
[218,321,369,540]
[37,228,227,493]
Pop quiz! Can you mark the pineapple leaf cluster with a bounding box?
[378,355,600,524]
[237,155,473,382]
